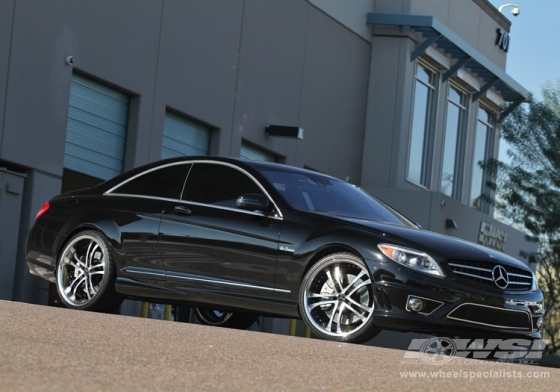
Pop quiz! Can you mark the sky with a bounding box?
[488,0,560,100]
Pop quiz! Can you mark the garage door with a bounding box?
[240,142,276,162]
[64,74,129,180]
[161,112,210,158]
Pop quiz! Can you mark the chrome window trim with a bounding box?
[446,302,532,330]
[105,161,192,195]
[104,159,283,219]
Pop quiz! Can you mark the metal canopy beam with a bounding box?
[411,33,442,61]
[443,55,471,81]
[367,13,529,103]
[499,98,524,122]
[473,77,499,102]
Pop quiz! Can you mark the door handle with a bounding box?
[173,205,192,215]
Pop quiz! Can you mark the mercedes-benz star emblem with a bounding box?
[492,265,509,289]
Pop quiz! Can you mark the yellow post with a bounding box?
[304,325,311,338]
[164,304,172,321]
[140,302,149,318]
[289,319,297,336]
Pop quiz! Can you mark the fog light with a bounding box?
[537,317,544,330]
[408,297,423,312]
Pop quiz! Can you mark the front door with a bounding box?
[159,162,280,298]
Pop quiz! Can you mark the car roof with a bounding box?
[91,156,330,195]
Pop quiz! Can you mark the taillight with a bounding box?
[35,201,50,221]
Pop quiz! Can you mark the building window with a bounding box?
[161,112,210,159]
[240,142,276,162]
[470,107,495,212]
[407,62,437,187]
[440,85,467,197]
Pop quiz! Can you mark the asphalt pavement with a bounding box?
[0,300,557,391]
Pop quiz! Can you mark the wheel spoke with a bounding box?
[326,302,340,332]
[345,301,367,321]
[308,300,337,311]
[335,303,344,334]
[341,270,366,294]
[326,270,340,294]
[346,297,372,313]
[68,275,86,300]
[72,248,86,269]
[346,279,371,297]
[308,292,336,299]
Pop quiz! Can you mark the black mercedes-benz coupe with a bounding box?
[27,157,544,343]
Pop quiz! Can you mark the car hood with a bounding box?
[338,216,529,270]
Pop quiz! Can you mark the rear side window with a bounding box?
[112,163,192,199]
[182,163,263,208]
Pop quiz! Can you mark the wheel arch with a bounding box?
[300,244,368,286]
[54,220,123,269]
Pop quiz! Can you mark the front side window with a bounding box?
[260,168,413,227]
[470,107,495,211]
[441,85,467,197]
[407,62,437,187]
[182,163,264,209]
[113,163,192,199]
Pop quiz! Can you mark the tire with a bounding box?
[56,230,124,312]
[194,307,258,330]
[299,252,380,343]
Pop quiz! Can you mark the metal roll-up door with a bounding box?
[64,74,129,180]
[161,112,210,159]
[240,143,276,162]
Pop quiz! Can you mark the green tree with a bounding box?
[487,82,560,353]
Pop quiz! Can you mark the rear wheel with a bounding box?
[300,253,380,343]
[194,307,258,330]
[56,230,123,312]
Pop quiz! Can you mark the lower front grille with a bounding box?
[447,303,531,330]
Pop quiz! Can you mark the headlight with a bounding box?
[531,271,539,291]
[377,244,445,277]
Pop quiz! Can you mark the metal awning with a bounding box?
[367,13,529,104]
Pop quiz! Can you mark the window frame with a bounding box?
[440,82,469,198]
[469,106,496,213]
[406,60,439,188]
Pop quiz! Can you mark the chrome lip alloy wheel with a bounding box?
[304,257,374,338]
[57,234,107,306]
[195,308,233,325]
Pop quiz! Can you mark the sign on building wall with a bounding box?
[478,221,508,251]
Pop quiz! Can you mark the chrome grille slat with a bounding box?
[452,270,494,281]
[448,263,491,273]
[448,259,533,291]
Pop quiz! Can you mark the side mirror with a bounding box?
[236,194,275,215]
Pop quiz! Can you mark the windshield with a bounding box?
[260,169,412,226]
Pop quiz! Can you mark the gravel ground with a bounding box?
[0,300,557,391]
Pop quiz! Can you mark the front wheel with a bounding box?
[299,253,380,343]
[194,308,258,330]
[56,230,124,312]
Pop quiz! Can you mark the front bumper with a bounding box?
[366,259,545,339]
